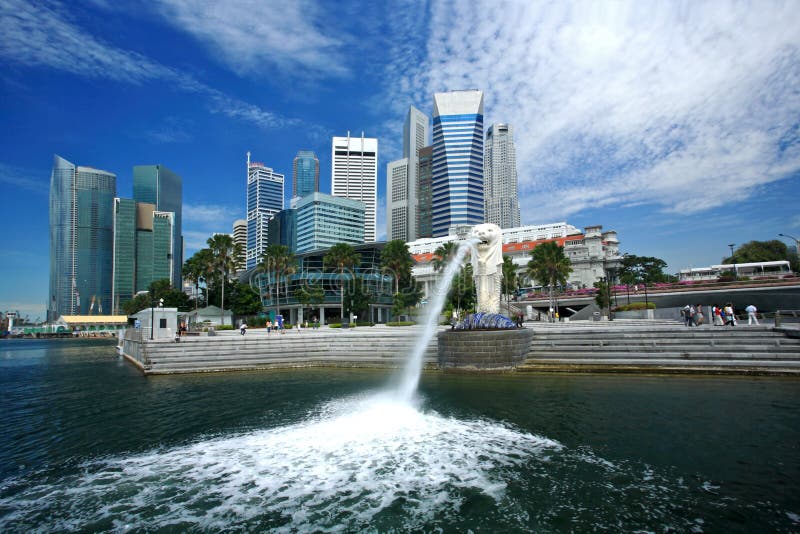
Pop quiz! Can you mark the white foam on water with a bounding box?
[0,393,561,532]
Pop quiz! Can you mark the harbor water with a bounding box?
[1,338,799,531]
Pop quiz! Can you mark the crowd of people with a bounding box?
[681,304,760,326]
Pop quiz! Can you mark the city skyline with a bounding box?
[2,0,799,318]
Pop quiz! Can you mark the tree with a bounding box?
[501,255,517,309]
[594,279,611,311]
[121,279,190,315]
[724,240,799,271]
[323,243,361,322]
[381,240,414,295]
[207,234,240,325]
[618,254,674,285]
[183,249,214,310]
[294,283,325,323]
[344,277,371,321]
[448,263,475,314]
[526,241,572,319]
[432,241,459,273]
[228,282,262,316]
[257,244,295,309]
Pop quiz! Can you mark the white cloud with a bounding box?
[386,0,800,222]
[0,0,314,132]
[184,203,241,226]
[0,162,47,194]
[150,0,349,78]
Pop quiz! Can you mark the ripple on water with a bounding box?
[0,392,561,532]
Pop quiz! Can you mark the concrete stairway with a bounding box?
[520,324,800,374]
[140,327,438,374]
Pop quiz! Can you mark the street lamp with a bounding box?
[778,233,800,257]
[728,243,736,279]
[150,297,164,340]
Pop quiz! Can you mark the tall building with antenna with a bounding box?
[331,132,378,242]
[246,151,284,270]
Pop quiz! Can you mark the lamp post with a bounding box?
[728,243,736,279]
[778,233,800,258]
[150,297,164,340]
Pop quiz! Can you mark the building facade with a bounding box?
[416,146,434,239]
[132,164,182,288]
[246,153,285,270]
[292,150,319,199]
[233,219,247,272]
[48,155,116,320]
[431,90,485,237]
[294,192,365,253]
[331,133,378,242]
[484,123,521,229]
[267,208,297,253]
[386,158,409,241]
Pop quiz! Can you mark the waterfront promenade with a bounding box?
[120,321,800,376]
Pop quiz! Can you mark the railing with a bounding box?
[775,310,800,327]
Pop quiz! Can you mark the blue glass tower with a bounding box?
[48,155,116,319]
[292,150,319,198]
[431,90,485,237]
[133,165,182,288]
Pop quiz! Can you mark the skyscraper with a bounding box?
[295,193,365,253]
[292,150,319,199]
[133,164,183,287]
[233,219,247,272]
[48,155,116,319]
[416,145,433,239]
[246,153,285,270]
[331,133,378,242]
[431,90,485,237]
[484,123,521,228]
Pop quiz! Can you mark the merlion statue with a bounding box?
[471,223,504,314]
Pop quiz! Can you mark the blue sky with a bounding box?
[1,0,799,320]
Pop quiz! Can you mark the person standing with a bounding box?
[239,321,247,335]
[694,304,704,326]
[724,303,736,326]
[746,304,759,325]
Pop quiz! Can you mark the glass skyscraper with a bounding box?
[48,154,116,319]
[294,192,365,253]
[292,150,319,199]
[431,90,485,237]
[246,154,285,270]
[331,133,378,242]
[132,165,182,287]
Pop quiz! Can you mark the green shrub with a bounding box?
[329,323,342,329]
[387,321,416,326]
[612,302,656,312]
[355,321,375,327]
[215,324,234,331]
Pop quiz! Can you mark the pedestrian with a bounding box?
[277,314,285,334]
[746,304,759,325]
[239,321,247,335]
[312,316,318,330]
[267,320,272,335]
[695,304,704,326]
[724,303,736,326]
[713,305,724,326]
[682,305,691,326]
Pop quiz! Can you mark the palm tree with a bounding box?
[257,244,295,310]
[381,240,413,295]
[207,234,240,325]
[432,241,459,273]
[526,241,572,321]
[501,255,518,310]
[183,248,213,311]
[323,243,361,322]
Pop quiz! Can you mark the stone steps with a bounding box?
[527,351,800,360]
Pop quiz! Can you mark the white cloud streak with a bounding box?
[150,0,349,78]
[387,0,800,222]
[0,162,48,194]
[0,0,310,131]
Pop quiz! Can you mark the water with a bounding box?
[396,239,475,402]
[1,339,800,531]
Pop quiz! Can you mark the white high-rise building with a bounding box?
[432,90,484,237]
[233,219,247,272]
[331,133,378,242]
[485,123,521,228]
[246,152,284,270]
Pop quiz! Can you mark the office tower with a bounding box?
[295,192,365,253]
[485,123,521,228]
[292,150,319,199]
[48,155,116,320]
[331,133,378,242]
[431,90,485,237]
[112,198,136,310]
[267,209,297,252]
[133,164,183,287]
[232,219,247,272]
[246,152,285,270]
[404,106,430,240]
[416,145,433,238]
[386,158,409,241]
